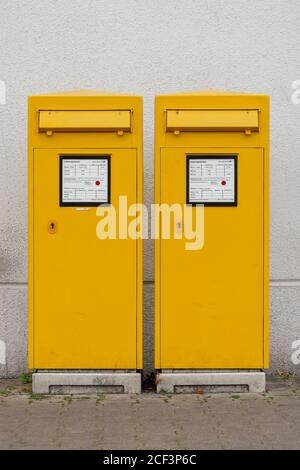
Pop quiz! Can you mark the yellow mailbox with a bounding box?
[155,91,269,392]
[28,91,143,393]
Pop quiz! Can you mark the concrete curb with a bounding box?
[156,371,266,393]
[32,372,141,394]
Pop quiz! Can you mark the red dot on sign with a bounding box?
[221,180,226,186]
[95,180,100,186]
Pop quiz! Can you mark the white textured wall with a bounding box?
[0,0,300,376]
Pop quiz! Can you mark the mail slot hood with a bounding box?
[39,110,131,132]
[166,109,259,132]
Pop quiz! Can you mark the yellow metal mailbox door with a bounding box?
[33,148,137,369]
[160,147,264,369]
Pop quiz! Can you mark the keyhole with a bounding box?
[48,220,58,234]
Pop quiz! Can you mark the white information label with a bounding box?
[188,157,236,204]
[61,157,109,205]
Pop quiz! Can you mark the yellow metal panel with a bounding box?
[33,148,137,369]
[39,110,131,132]
[155,92,269,371]
[28,92,143,371]
[263,146,270,368]
[166,109,259,132]
[160,147,263,368]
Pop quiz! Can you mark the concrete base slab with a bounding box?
[32,372,141,394]
[156,371,266,393]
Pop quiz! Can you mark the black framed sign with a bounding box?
[60,155,111,207]
[186,155,237,206]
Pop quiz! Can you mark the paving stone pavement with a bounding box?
[0,376,299,449]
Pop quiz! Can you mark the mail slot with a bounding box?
[166,109,259,132]
[155,91,269,372]
[28,91,143,373]
[39,109,131,133]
